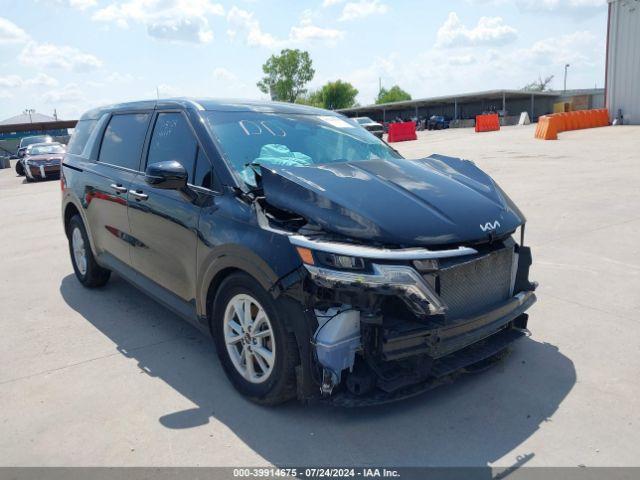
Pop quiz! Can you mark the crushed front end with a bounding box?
[254,155,538,405]
[290,232,537,406]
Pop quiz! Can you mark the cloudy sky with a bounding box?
[0,0,607,119]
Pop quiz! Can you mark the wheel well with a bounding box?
[63,203,80,237]
[205,267,242,331]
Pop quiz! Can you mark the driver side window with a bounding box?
[147,112,213,188]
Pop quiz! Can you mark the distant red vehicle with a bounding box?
[21,143,65,182]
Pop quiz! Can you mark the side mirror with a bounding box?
[145,161,188,190]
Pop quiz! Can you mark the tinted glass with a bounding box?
[205,111,401,186]
[147,113,197,183]
[194,147,213,189]
[67,120,97,155]
[30,145,65,155]
[99,113,150,170]
[21,136,52,147]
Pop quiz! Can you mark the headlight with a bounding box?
[304,263,446,315]
[295,247,366,271]
[315,251,365,270]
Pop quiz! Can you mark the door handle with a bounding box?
[110,183,128,194]
[129,189,149,201]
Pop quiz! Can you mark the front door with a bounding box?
[128,111,212,303]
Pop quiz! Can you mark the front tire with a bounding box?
[212,272,299,405]
[67,215,111,288]
[15,160,25,176]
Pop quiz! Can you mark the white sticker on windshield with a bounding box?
[318,116,353,129]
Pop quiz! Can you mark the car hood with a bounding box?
[260,154,525,247]
[25,154,62,162]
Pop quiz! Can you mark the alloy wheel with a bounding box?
[71,227,87,276]
[223,293,275,384]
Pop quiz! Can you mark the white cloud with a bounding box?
[339,0,389,21]
[525,30,600,67]
[465,0,510,4]
[448,55,477,66]
[0,17,30,45]
[213,67,237,82]
[289,19,345,44]
[227,6,344,48]
[25,73,59,87]
[227,6,278,47]
[517,0,606,12]
[69,0,98,10]
[0,75,23,88]
[41,83,85,103]
[323,0,345,6]
[155,83,184,97]
[105,72,136,83]
[0,73,59,89]
[147,16,214,43]
[19,42,103,72]
[93,0,224,43]
[436,12,517,48]
[465,0,606,19]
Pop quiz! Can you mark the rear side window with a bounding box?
[67,120,97,155]
[99,113,150,170]
[147,113,198,183]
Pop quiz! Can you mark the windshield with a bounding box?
[355,117,373,125]
[29,144,64,155]
[204,111,401,187]
[21,136,52,147]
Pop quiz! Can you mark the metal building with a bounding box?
[338,89,604,127]
[606,0,640,124]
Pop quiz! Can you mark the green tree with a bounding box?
[312,80,359,110]
[523,75,554,92]
[296,89,323,107]
[375,85,412,104]
[257,49,315,103]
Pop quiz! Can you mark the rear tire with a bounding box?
[212,272,299,405]
[67,215,111,288]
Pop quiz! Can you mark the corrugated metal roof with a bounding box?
[0,112,58,126]
[337,89,559,114]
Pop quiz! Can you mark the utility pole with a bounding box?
[24,108,35,123]
[564,64,570,92]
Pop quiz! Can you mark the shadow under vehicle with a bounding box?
[60,273,574,467]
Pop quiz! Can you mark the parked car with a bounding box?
[61,99,536,406]
[427,115,450,130]
[21,142,65,181]
[353,117,384,138]
[16,134,53,159]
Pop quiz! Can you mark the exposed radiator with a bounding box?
[437,247,514,320]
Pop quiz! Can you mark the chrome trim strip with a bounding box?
[289,235,477,260]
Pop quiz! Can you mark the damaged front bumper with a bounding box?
[290,233,537,405]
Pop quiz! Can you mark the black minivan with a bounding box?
[61,99,536,406]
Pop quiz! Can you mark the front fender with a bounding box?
[197,244,282,319]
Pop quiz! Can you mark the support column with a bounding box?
[502,91,506,114]
[531,93,535,120]
[454,99,458,120]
